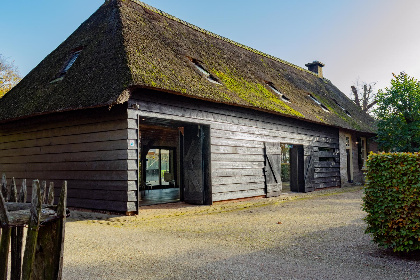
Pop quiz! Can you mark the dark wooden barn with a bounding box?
[0,0,376,213]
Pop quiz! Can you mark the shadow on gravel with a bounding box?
[66,202,201,222]
[374,249,420,261]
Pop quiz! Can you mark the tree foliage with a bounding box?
[350,81,377,113]
[375,72,420,152]
[0,54,22,98]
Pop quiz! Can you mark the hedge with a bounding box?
[363,152,420,252]
[281,163,290,182]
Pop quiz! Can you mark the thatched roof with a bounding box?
[0,0,376,133]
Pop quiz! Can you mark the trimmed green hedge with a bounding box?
[281,163,290,182]
[363,152,420,252]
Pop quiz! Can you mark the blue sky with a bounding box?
[1,0,420,96]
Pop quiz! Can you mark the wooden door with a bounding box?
[263,142,282,197]
[183,125,211,205]
[290,145,305,192]
[346,150,352,182]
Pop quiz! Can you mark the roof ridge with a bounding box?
[130,0,318,77]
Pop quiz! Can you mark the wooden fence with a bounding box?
[0,174,68,280]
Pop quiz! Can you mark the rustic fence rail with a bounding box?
[0,174,68,280]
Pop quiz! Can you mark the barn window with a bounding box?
[308,94,329,112]
[50,47,83,83]
[190,58,222,85]
[332,99,352,117]
[266,82,291,103]
[62,51,82,74]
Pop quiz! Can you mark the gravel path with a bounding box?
[63,187,420,279]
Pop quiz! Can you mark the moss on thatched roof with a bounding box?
[0,0,376,133]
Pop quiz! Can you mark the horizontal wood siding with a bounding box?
[129,90,340,202]
[0,106,134,212]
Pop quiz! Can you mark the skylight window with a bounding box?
[266,82,291,103]
[190,58,222,85]
[308,94,329,112]
[50,48,83,83]
[333,99,352,117]
[62,51,81,74]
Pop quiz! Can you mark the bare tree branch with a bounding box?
[351,86,361,107]
[350,81,377,113]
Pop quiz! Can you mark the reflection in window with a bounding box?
[145,148,175,187]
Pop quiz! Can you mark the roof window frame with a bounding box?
[189,58,222,85]
[50,46,84,83]
[266,82,291,103]
[332,99,352,117]
[308,94,330,112]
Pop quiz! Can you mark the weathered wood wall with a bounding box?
[128,89,340,202]
[0,106,134,212]
[0,88,343,212]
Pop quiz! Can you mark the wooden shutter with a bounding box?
[290,145,305,192]
[263,142,282,197]
[183,125,211,205]
[304,145,315,192]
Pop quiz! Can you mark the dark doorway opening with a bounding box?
[280,144,291,192]
[138,119,211,206]
[290,145,305,192]
[346,149,352,183]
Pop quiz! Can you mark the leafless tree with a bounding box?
[350,81,377,113]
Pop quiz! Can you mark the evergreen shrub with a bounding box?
[363,152,420,252]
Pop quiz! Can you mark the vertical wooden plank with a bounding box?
[22,180,42,280]
[1,174,7,202]
[136,114,140,214]
[0,229,11,280]
[20,179,27,203]
[304,146,316,192]
[10,178,21,280]
[0,190,10,280]
[54,181,67,280]
[33,181,67,280]
[15,179,27,280]
[9,178,17,202]
[47,182,55,205]
[40,181,47,205]
[202,125,212,205]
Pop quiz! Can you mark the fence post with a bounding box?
[0,176,67,280]
[10,178,22,280]
[32,181,67,280]
[1,174,6,201]
[0,187,10,280]
[47,182,54,205]
[22,180,42,280]
[41,181,47,204]
[15,179,28,280]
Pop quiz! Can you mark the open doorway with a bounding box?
[280,144,291,192]
[279,144,305,193]
[264,143,305,195]
[138,119,211,206]
[139,121,181,206]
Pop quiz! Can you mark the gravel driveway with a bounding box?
[63,187,420,280]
